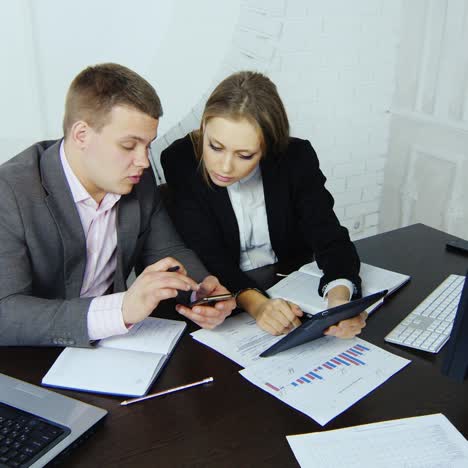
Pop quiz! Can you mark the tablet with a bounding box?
[259,289,388,357]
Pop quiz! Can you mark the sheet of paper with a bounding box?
[99,317,186,354]
[240,337,410,426]
[191,313,282,367]
[286,413,468,468]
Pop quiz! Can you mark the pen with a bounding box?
[167,265,180,272]
[120,377,214,406]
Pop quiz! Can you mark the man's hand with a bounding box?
[176,276,235,329]
[122,257,198,325]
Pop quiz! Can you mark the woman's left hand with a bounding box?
[322,286,367,339]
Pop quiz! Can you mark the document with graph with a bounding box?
[240,336,410,426]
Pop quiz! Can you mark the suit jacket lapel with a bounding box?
[40,140,87,299]
[114,192,140,292]
[203,183,240,258]
[261,157,288,255]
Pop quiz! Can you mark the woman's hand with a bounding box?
[323,285,367,338]
[252,298,303,335]
[236,289,303,335]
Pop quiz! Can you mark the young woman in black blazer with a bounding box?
[161,71,366,338]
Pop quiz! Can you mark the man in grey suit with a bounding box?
[0,63,235,347]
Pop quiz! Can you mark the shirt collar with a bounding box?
[228,164,261,192]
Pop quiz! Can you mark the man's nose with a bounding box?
[135,147,151,169]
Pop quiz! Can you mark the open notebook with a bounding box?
[267,262,410,316]
[42,317,186,397]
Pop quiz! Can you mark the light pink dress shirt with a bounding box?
[60,142,129,340]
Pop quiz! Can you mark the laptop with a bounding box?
[0,373,107,467]
[260,290,388,357]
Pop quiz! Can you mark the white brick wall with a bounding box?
[155,0,403,241]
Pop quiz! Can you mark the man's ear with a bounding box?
[70,120,91,150]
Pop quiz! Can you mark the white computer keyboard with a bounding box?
[385,274,465,353]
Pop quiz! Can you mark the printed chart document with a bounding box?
[193,315,410,425]
[286,413,468,468]
[240,336,410,426]
[267,262,410,315]
[42,317,186,397]
[191,312,281,367]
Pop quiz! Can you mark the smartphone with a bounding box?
[189,293,233,307]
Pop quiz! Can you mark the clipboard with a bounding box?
[259,290,388,357]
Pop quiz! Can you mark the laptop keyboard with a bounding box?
[0,402,70,467]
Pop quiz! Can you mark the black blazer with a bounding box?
[161,135,361,295]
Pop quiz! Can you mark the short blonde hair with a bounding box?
[63,63,163,137]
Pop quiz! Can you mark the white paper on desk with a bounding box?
[286,413,468,468]
[191,312,282,367]
[240,337,410,426]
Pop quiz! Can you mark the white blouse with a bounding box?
[227,165,278,271]
[226,164,354,300]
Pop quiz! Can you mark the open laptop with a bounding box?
[0,373,107,467]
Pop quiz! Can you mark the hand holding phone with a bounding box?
[189,293,233,307]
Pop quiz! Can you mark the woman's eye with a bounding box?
[239,154,254,160]
[209,143,222,152]
[122,145,135,151]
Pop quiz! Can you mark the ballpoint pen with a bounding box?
[120,377,214,406]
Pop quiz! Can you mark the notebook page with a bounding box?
[99,317,186,354]
[299,262,410,296]
[267,272,326,315]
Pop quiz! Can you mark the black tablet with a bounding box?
[259,290,388,357]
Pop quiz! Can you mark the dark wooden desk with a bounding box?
[1,224,468,467]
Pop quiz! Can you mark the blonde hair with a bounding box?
[192,71,289,167]
[63,63,163,137]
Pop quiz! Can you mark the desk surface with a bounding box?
[2,223,468,467]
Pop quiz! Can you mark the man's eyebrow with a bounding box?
[120,135,156,145]
[120,135,146,142]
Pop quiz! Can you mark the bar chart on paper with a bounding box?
[267,343,371,391]
[240,337,410,425]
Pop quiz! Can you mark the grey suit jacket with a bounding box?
[0,140,209,347]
